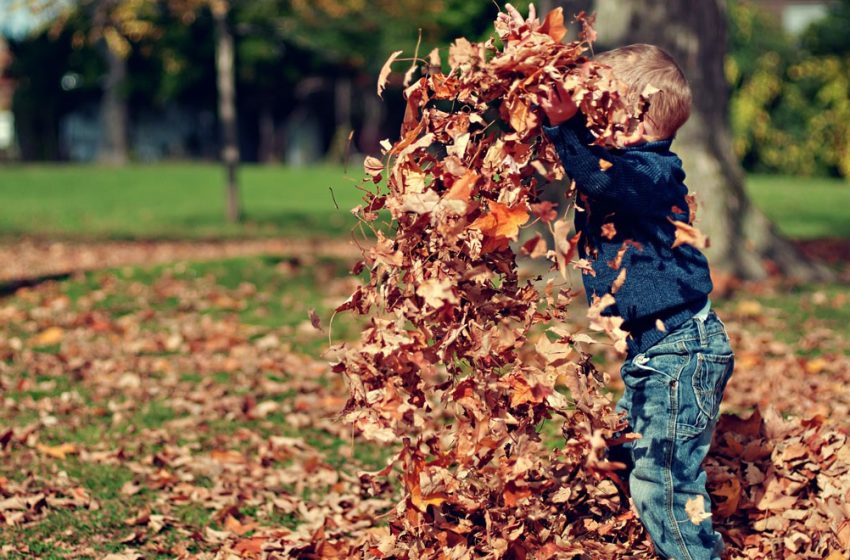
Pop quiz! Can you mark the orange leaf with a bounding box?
[503,481,532,507]
[601,223,617,239]
[445,170,478,202]
[37,443,77,460]
[232,536,268,556]
[611,268,627,295]
[669,219,709,250]
[539,7,567,42]
[507,374,536,407]
[210,449,246,464]
[224,515,259,536]
[470,202,529,241]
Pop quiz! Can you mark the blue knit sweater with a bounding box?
[543,114,713,357]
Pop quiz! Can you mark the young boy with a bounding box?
[541,44,736,560]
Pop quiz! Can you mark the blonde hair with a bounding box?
[595,44,692,139]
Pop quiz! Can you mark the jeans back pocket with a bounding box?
[685,352,734,436]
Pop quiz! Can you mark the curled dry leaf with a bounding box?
[377,50,403,99]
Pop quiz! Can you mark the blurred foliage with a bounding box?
[727,0,850,178]
[8,0,520,160]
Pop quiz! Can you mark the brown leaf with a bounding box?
[530,201,558,224]
[308,309,323,332]
[670,219,710,250]
[377,50,403,98]
[711,478,742,517]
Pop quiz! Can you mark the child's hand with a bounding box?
[538,80,578,126]
[497,3,538,42]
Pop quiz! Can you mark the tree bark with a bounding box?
[258,100,277,164]
[213,0,241,223]
[94,1,128,166]
[592,0,830,281]
[327,75,352,163]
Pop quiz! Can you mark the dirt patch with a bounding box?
[0,237,367,284]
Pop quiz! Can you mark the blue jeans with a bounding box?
[613,310,734,560]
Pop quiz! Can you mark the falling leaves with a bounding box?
[670,219,710,250]
[336,6,656,557]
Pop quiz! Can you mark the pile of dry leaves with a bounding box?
[327,6,850,559]
[331,6,665,558]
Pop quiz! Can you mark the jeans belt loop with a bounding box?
[696,313,707,346]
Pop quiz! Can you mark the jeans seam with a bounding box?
[667,372,694,560]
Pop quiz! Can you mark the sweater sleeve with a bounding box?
[542,115,679,215]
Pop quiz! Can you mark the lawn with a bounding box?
[0,164,367,240]
[0,257,391,558]
[0,164,848,240]
[746,173,850,239]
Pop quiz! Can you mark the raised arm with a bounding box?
[543,115,683,215]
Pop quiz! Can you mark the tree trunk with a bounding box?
[258,100,277,164]
[358,83,384,156]
[97,37,128,165]
[212,0,241,223]
[327,75,352,163]
[592,0,830,281]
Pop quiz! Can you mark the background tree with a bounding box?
[592,0,829,280]
[51,0,160,164]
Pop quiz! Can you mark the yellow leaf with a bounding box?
[33,326,64,346]
[37,443,77,460]
[804,357,827,375]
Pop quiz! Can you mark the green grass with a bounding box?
[1,164,848,241]
[746,174,850,239]
[0,163,367,240]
